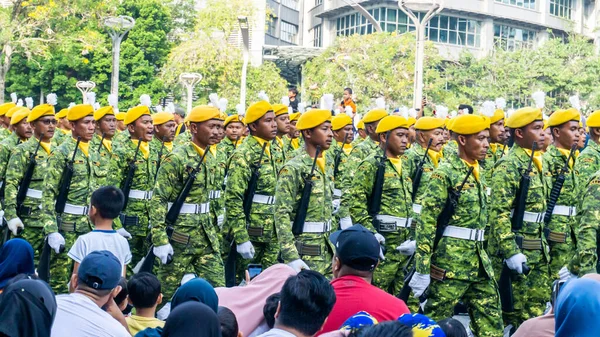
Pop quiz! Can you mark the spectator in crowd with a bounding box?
[216,264,296,337]
[554,276,600,337]
[51,250,130,337]
[258,270,336,337]
[171,277,218,313]
[218,306,242,337]
[161,302,221,337]
[67,186,131,285]
[126,272,165,335]
[340,88,356,115]
[457,104,473,115]
[0,278,57,337]
[437,318,468,337]
[0,238,34,292]
[397,314,445,337]
[264,293,280,330]
[114,277,129,313]
[354,321,413,337]
[288,88,299,113]
[319,225,410,335]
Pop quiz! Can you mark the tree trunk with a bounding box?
[0,44,13,103]
[0,72,5,104]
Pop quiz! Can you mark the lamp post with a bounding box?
[179,73,202,113]
[398,0,443,111]
[76,81,96,104]
[104,16,135,102]
[238,16,250,112]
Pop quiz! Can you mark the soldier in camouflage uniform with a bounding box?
[573,166,600,275]
[285,112,301,153]
[347,115,413,295]
[116,111,127,131]
[270,104,291,167]
[0,102,16,141]
[0,108,33,198]
[574,110,600,188]
[4,103,56,264]
[488,107,550,329]
[327,113,354,229]
[41,105,102,294]
[274,108,334,276]
[149,105,225,299]
[224,101,279,281]
[542,109,580,279]
[150,111,177,160]
[410,114,503,337]
[218,114,244,160]
[350,120,367,147]
[90,105,117,187]
[481,108,507,183]
[52,108,71,146]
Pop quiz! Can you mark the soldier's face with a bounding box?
[288,120,298,138]
[578,128,586,148]
[117,120,126,131]
[98,115,117,139]
[275,114,290,134]
[552,121,580,150]
[517,121,545,149]
[154,120,177,142]
[0,116,8,127]
[217,121,225,141]
[408,125,416,143]
[383,128,409,156]
[130,115,154,142]
[191,119,221,147]
[419,129,445,152]
[251,112,277,141]
[489,120,506,144]
[60,118,72,130]
[71,116,96,142]
[225,122,243,141]
[358,129,367,139]
[459,130,489,161]
[442,128,450,142]
[14,120,33,139]
[33,116,57,141]
[333,125,354,144]
[305,122,333,150]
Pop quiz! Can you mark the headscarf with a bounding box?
[0,238,34,289]
[555,278,600,337]
[171,277,218,313]
[0,278,57,337]
[397,313,446,337]
[162,302,221,337]
[340,311,378,332]
[215,264,297,336]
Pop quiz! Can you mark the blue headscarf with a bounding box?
[398,313,446,337]
[340,311,378,332]
[171,278,218,313]
[0,238,34,289]
[555,278,600,337]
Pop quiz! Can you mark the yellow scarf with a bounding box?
[60,128,70,135]
[342,143,353,155]
[191,142,206,158]
[78,141,89,157]
[131,139,150,159]
[102,139,112,153]
[315,157,326,173]
[522,148,543,172]
[557,147,574,168]
[253,136,271,156]
[40,141,51,155]
[276,136,284,148]
[490,143,506,157]
[291,137,300,150]
[461,159,480,182]
[164,141,173,152]
[210,144,217,157]
[389,157,402,175]
[427,149,441,168]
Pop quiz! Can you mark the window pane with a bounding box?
[430,16,439,28]
[440,16,448,29]
[458,32,466,45]
[449,17,458,30]
[458,19,467,32]
[449,31,457,44]
[429,28,439,41]
[439,29,448,43]
[398,25,407,33]
[388,8,397,22]
[387,23,396,32]
[467,34,475,46]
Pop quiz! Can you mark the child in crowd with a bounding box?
[126,272,165,335]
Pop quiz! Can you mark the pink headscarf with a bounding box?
[215,264,297,336]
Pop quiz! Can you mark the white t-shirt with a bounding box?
[68,230,132,267]
[51,293,130,337]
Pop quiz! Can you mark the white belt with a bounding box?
[63,203,89,215]
[412,204,422,214]
[26,188,43,199]
[552,205,577,217]
[168,202,210,214]
[209,190,222,199]
[301,221,331,233]
[443,225,485,242]
[333,188,342,198]
[252,194,275,205]
[510,209,545,223]
[375,215,412,228]
[129,190,153,200]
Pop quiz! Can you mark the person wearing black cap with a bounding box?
[51,250,130,337]
[319,225,410,335]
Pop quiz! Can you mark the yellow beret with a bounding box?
[289,112,300,122]
[357,120,365,130]
[125,105,151,125]
[93,106,115,121]
[224,114,242,127]
[375,115,409,134]
[407,117,416,126]
[547,108,580,128]
[452,115,490,135]
[446,118,455,131]
[152,111,175,125]
[68,104,94,121]
[28,104,55,123]
[187,105,220,123]
[272,104,289,117]
[219,112,228,121]
[115,112,126,121]
[543,119,549,130]
[0,103,16,116]
[505,107,543,129]
[10,108,30,125]
[414,116,445,131]
[6,106,22,118]
[490,109,505,125]
[586,111,600,128]
[331,114,353,131]
[296,109,332,131]
[579,121,583,128]
[363,109,388,124]
[56,108,68,119]
[245,101,273,124]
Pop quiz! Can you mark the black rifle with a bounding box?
[155,137,166,183]
[136,227,174,274]
[0,218,9,248]
[55,137,81,215]
[292,146,321,236]
[16,134,44,217]
[511,142,537,231]
[333,133,349,179]
[97,133,105,153]
[120,138,142,211]
[368,132,390,232]
[543,144,576,226]
[411,138,433,201]
[499,261,531,312]
[164,147,210,225]
[501,143,507,157]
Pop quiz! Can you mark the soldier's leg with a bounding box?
[424,278,469,322]
[127,235,147,276]
[373,251,402,294]
[194,251,225,288]
[19,225,45,266]
[260,238,281,268]
[463,278,504,337]
[504,263,551,329]
[157,247,194,301]
[49,231,77,294]
[547,240,573,279]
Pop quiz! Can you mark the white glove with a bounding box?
[408,272,431,298]
[181,273,196,285]
[339,216,352,230]
[237,241,255,260]
[332,199,341,214]
[374,233,386,245]
[117,228,132,239]
[153,244,174,264]
[558,266,577,281]
[506,253,527,274]
[217,214,225,228]
[288,259,310,272]
[47,232,66,254]
[7,218,24,236]
[379,246,386,260]
[396,240,416,256]
[156,302,171,321]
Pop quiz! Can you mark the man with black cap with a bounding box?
[51,250,130,337]
[319,224,410,335]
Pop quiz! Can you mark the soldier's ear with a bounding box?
[457,134,468,146]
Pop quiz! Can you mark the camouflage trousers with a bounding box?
[547,239,575,280]
[373,230,411,295]
[49,221,92,294]
[424,277,504,337]
[502,262,551,329]
[121,213,150,275]
[295,232,334,279]
[19,225,45,267]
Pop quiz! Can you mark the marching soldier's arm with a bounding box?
[489,160,521,260]
[224,152,252,244]
[574,177,600,276]
[347,160,376,230]
[4,147,28,220]
[106,148,127,187]
[149,154,179,246]
[41,150,66,235]
[414,170,449,275]
[274,165,301,262]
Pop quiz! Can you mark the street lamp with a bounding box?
[104,15,135,103]
[179,73,203,113]
[238,16,250,112]
[398,0,443,112]
[76,81,96,104]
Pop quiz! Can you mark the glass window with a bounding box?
[494,24,536,51]
[280,21,298,44]
[281,0,298,10]
[549,0,572,19]
[313,24,322,47]
[267,18,277,36]
[495,0,536,10]
[315,0,323,6]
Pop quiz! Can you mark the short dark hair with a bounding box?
[289,87,298,96]
[218,306,239,337]
[264,293,280,329]
[344,88,353,95]
[355,321,413,337]
[91,186,124,219]
[458,104,473,114]
[438,318,468,337]
[174,105,186,117]
[114,277,129,307]
[127,272,162,309]
[278,270,336,336]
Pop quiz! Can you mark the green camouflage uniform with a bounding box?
[350,136,365,147]
[41,136,101,294]
[274,148,335,277]
[272,137,288,170]
[0,133,22,187]
[488,144,550,329]
[542,145,578,279]
[173,130,191,146]
[481,143,507,184]
[572,171,600,275]
[149,137,173,160]
[284,135,301,155]
[217,137,239,162]
[0,127,10,141]
[402,142,437,202]
[441,140,458,160]
[574,140,600,188]
[4,137,51,264]
[415,154,503,337]
[224,137,279,278]
[111,129,130,148]
[325,139,352,227]
[51,129,70,147]
[208,146,226,233]
[347,153,413,295]
[149,142,224,299]
[89,134,113,187]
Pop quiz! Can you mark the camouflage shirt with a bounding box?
[89,134,113,187]
[402,142,437,203]
[441,140,458,161]
[542,145,578,236]
[325,139,352,219]
[0,133,22,184]
[216,137,238,163]
[574,140,600,189]
[0,127,10,142]
[481,143,507,183]
[272,137,289,170]
[51,129,70,147]
[573,171,600,275]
